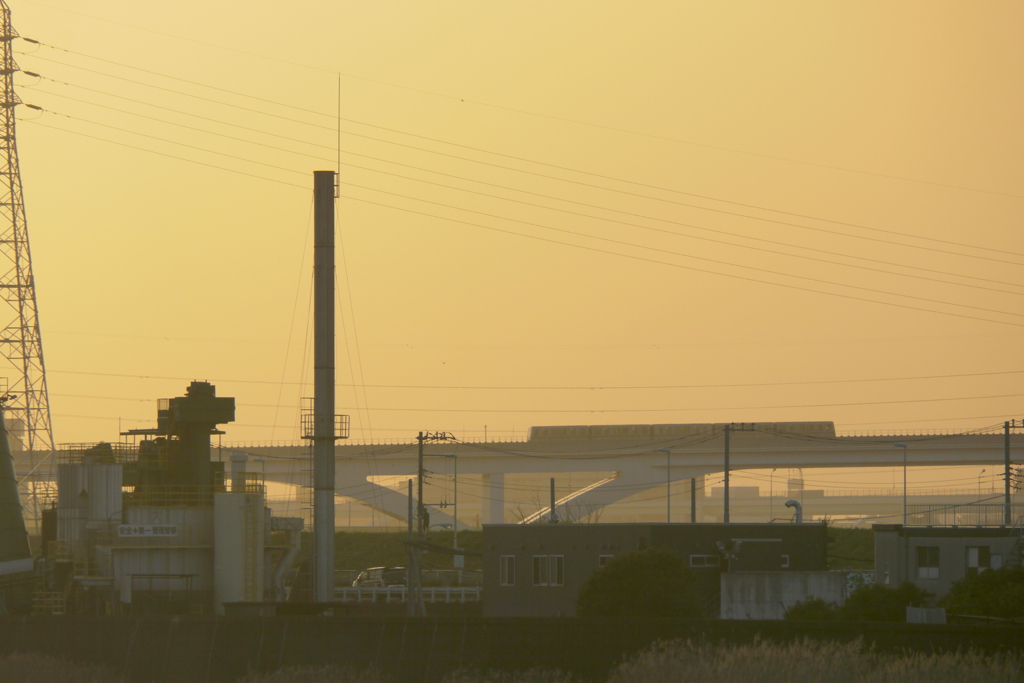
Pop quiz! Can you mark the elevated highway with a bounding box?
[17,421,1022,527]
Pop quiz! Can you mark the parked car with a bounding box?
[351,567,406,588]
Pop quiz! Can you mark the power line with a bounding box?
[340,181,1024,320]
[23,45,1024,266]
[27,106,1023,326]
[46,369,1024,393]
[323,392,1024,413]
[29,76,1024,294]
[344,195,1024,329]
[21,119,306,189]
[26,36,1024,205]
[33,105,308,177]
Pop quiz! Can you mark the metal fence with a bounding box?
[906,503,1024,527]
[335,587,483,604]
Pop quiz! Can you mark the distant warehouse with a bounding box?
[481,522,828,617]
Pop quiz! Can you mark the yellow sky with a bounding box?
[6,0,1024,475]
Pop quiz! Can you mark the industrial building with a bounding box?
[42,381,302,615]
[480,521,828,617]
[873,523,1023,599]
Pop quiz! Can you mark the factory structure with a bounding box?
[0,381,303,615]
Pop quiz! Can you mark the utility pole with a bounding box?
[549,477,558,524]
[723,423,755,523]
[690,477,696,523]
[656,448,671,523]
[408,432,452,617]
[0,2,55,531]
[1004,421,1022,526]
[416,431,454,537]
[405,479,424,616]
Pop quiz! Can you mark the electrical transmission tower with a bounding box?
[0,1,55,529]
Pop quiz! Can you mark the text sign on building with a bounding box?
[117,525,178,538]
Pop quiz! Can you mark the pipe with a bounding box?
[229,452,247,492]
[785,499,802,523]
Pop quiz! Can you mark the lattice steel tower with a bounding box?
[0,1,55,526]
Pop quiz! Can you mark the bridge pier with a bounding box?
[482,473,504,524]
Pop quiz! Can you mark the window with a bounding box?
[916,546,939,579]
[966,546,991,575]
[550,556,564,586]
[499,555,515,586]
[689,555,721,568]
[533,555,549,586]
[598,554,614,568]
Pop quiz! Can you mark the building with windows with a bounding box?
[481,522,828,617]
[873,524,1023,599]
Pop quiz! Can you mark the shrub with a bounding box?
[940,564,1024,619]
[836,581,932,622]
[576,547,703,618]
[783,596,838,621]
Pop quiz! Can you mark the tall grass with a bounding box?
[0,652,117,683]
[238,665,390,683]
[190,639,1024,683]
[1,643,1016,683]
[606,639,1022,683]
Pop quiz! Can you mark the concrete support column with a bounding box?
[482,473,504,525]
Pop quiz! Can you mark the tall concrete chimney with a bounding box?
[312,170,336,603]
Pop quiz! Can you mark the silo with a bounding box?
[213,490,265,614]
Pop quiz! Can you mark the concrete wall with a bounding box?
[721,571,848,620]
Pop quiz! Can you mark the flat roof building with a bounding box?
[873,524,1022,599]
[481,522,828,617]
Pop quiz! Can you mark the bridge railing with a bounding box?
[906,503,1024,527]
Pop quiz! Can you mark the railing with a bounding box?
[335,587,482,604]
[32,591,66,615]
[906,503,1024,527]
[58,442,137,464]
[73,555,112,578]
[123,484,263,508]
[108,524,214,548]
[836,429,996,438]
[716,488,1016,500]
[821,488,1003,499]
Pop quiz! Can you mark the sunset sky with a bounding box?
[5,1,1024,495]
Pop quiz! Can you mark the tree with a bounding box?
[576,547,704,618]
[940,565,1024,620]
[836,581,932,622]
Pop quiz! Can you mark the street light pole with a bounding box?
[978,469,986,497]
[450,453,461,569]
[894,442,908,525]
[769,468,777,523]
[723,426,731,523]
